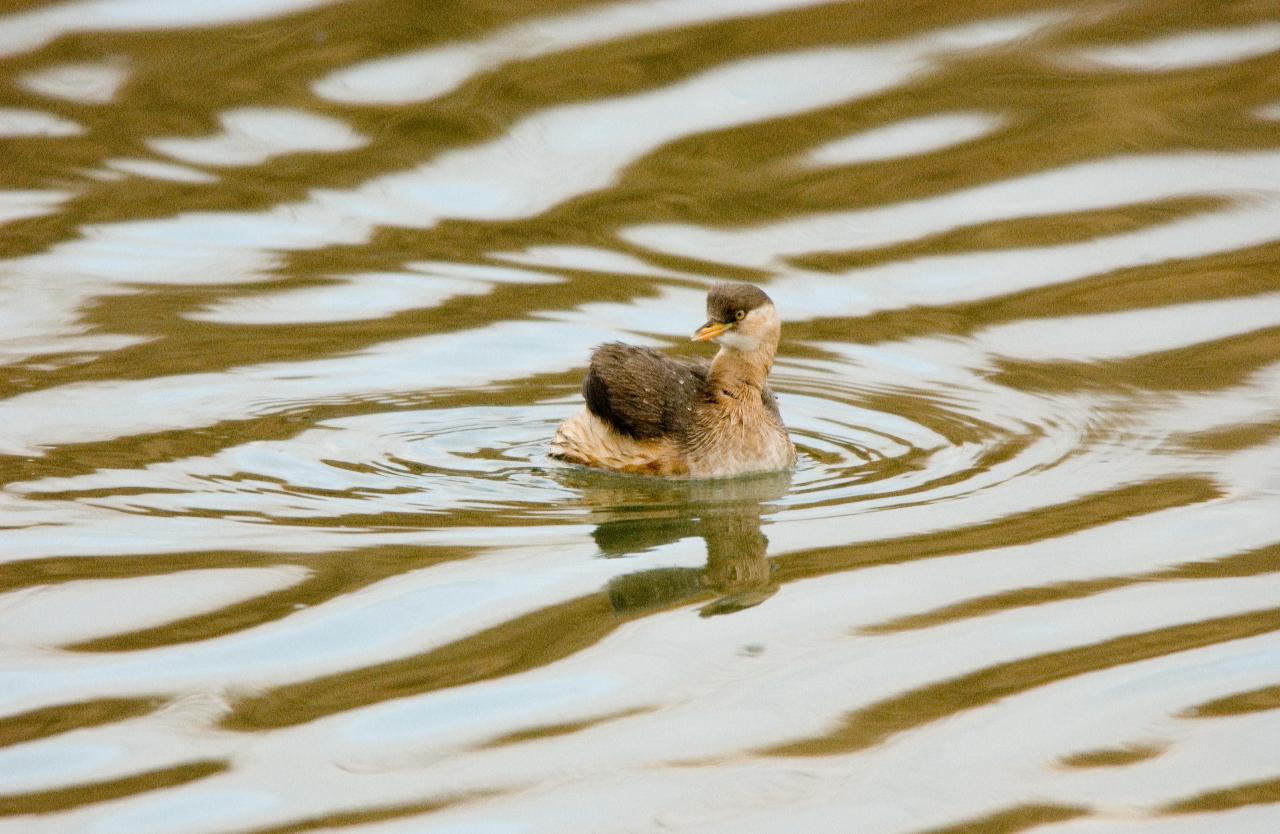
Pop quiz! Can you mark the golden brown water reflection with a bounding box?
[2,0,1279,831]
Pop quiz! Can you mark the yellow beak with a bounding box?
[692,321,732,342]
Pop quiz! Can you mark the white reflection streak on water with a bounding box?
[0,567,310,648]
[1148,364,1280,440]
[766,198,1280,318]
[17,59,129,104]
[186,260,561,325]
[0,317,662,455]
[0,0,349,58]
[622,151,1280,268]
[489,244,702,278]
[803,111,1004,166]
[0,274,149,366]
[0,542,677,713]
[313,0,851,105]
[148,108,367,167]
[187,271,493,325]
[0,716,234,800]
[1074,22,1280,72]
[0,189,71,224]
[974,292,1280,362]
[0,106,83,136]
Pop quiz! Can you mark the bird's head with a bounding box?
[692,282,779,353]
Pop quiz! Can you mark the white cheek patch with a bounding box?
[715,329,759,352]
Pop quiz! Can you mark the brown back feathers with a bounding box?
[583,343,709,440]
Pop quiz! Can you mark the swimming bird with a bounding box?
[551,282,795,478]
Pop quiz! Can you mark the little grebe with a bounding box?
[550,282,795,478]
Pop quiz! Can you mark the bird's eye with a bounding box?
[734,309,745,321]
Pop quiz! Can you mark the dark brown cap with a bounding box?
[706,282,773,323]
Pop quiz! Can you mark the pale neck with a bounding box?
[709,341,775,397]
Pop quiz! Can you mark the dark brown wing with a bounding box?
[582,343,709,440]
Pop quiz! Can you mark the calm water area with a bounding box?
[1,0,1279,831]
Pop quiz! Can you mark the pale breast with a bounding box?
[683,400,795,478]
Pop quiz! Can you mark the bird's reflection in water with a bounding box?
[556,469,791,617]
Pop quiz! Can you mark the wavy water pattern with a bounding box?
[1,0,1279,831]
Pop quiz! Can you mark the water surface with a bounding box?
[2,0,1279,831]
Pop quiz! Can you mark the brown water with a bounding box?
[2,0,1279,831]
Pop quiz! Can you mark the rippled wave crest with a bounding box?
[1,0,1279,831]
